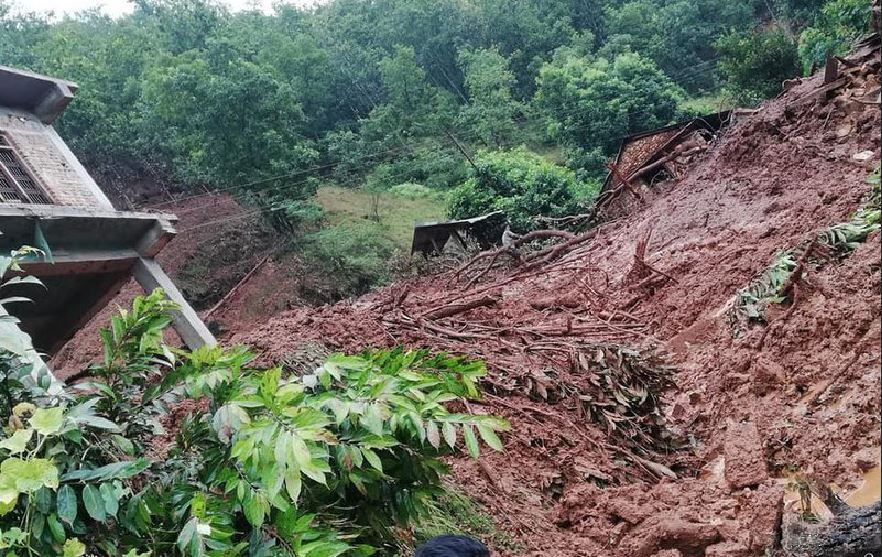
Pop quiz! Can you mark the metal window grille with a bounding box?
[0,134,52,204]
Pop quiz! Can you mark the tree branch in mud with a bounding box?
[420,295,499,320]
[451,229,576,285]
[625,228,677,286]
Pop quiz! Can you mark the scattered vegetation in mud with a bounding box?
[569,345,675,454]
[520,343,679,479]
[730,167,881,330]
[0,250,511,556]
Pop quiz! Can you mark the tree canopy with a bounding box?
[0,0,870,231]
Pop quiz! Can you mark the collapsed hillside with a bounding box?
[230,40,882,556]
[51,193,304,376]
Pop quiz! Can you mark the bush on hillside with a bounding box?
[0,264,509,556]
[447,147,595,232]
[388,183,440,200]
[534,51,684,154]
[715,28,800,104]
[798,0,871,74]
[300,222,399,297]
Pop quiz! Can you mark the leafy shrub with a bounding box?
[447,147,592,231]
[535,51,684,154]
[0,280,509,556]
[798,0,871,74]
[300,222,399,298]
[715,28,800,104]
[564,145,611,183]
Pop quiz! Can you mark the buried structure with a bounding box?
[0,65,213,359]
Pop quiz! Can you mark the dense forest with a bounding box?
[0,0,873,291]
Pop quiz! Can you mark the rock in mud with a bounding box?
[704,542,750,557]
[746,484,784,552]
[724,422,768,489]
[749,356,785,395]
[626,518,720,557]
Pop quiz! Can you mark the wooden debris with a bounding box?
[420,295,498,320]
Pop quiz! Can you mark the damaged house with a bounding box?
[600,111,732,211]
[0,65,213,371]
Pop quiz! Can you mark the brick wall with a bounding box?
[0,109,112,209]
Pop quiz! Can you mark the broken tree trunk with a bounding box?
[420,295,498,320]
[203,254,272,319]
[783,501,881,557]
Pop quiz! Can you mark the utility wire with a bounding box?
[175,69,732,232]
[152,58,727,214]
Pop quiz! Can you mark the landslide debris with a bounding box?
[234,35,882,557]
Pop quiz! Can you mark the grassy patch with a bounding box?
[315,184,446,249]
[394,487,522,556]
[679,92,734,116]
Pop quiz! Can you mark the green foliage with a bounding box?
[564,145,611,183]
[731,167,881,328]
[457,48,524,147]
[447,148,596,231]
[535,51,684,154]
[388,183,441,201]
[798,0,871,74]
[138,51,319,190]
[300,222,400,298]
[715,28,800,104]
[601,0,754,93]
[0,274,509,555]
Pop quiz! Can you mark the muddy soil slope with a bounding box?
[234,43,882,556]
[51,193,300,376]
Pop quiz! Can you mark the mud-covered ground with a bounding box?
[229,45,882,556]
[54,42,881,557]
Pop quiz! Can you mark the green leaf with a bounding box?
[361,404,385,436]
[63,538,86,557]
[34,486,52,513]
[0,429,33,455]
[289,434,312,470]
[442,422,457,449]
[0,457,58,492]
[176,517,199,556]
[82,484,106,523]
[46,513,65,543]
[360,448,383,472]
[463,424,480,459]
[99,482,119,517]
[56,485,77,525]
[425,420,440,449]
[111,435,135,456]
[477,424,503,451]
[75,415,120,432]
[62,458,150,482]
[213,404,250,444]
[284,468,302,502]
[29,407,64,436]
[242,490,268,527]
[299,541,350,557]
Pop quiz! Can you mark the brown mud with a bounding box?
[53,42,881,557]
[229,45,882,556]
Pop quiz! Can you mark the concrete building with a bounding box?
[0,65,214,357]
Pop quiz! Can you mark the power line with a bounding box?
[176,86,733,235]
[164,59,727,218]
